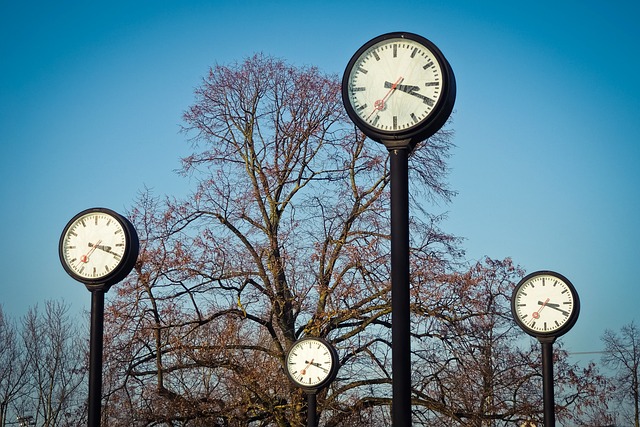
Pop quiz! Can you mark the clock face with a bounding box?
[60,209,135,284]
[286,338,338,389]
[512,271,580,337]
[342,32,455,144]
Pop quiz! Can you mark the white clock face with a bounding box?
[61,211,127,281]
[513,274,577,334]
[286,339,335,387]
[346,37,444,132]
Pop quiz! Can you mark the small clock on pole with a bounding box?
[285,337,339,427]
[511,270,580,427]
[511,270,580,339]
[59,207,139,427]
[285,337,339,391]
[59,207,139,291]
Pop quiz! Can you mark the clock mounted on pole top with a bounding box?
[59,207,139,290]
[511,270,580,338]
[342,32,456,149]
[285,337,339,391]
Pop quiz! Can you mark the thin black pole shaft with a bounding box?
[390,148,411,427]
[541,339,555,427]
[88,289,105,427]
[306,392,317,427]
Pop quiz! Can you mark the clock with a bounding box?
[511,271,580,338]
[342,32,456,148]
[285,337,339,390]
[59,208,139,288]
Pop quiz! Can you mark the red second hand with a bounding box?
[300,359,314,376]
[367,76,404,120]
[532,298,550,319]
[80,240,102,264]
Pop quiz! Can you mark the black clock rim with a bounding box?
[341,31,456,145]
[510,270,581,338]
[285,336,339,391]
[59,207,139,287]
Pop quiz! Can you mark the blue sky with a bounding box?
[1,0,639,365]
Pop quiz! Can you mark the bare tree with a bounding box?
[20,300,87,426]
[602,321,640,427]
[101,54,610,426]
[0,306,30,427]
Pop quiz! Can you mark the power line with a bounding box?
[568,351,606,355]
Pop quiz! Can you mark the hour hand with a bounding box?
[384,81,420,93]
[538,301,569,316]
[385,82,435,105]
[89,242,113,253]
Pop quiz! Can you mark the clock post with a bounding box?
[388,140,411,426]
[306,390,318,427]
[342,32,456,426]
[59,208,139,427]
[87,284,108,427]
[540,336,557,426]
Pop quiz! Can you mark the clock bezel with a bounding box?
[285,337,339,391]
[59,207,139,288]
[511,270,580,338]
[341,31,456,147]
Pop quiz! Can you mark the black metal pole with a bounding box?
[390,147,411,427]
[88,289,105,427]
[540,337,556,427]
[306,392,318,427]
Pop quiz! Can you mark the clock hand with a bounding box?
[89,242,113,253]
[539,301,560,307]
[385,81,420,94]
[531,298,549,320]
[80,240,102,263]
[405,90,435,106]
[300,359,314,376]
[538,301,569,316]
[89,242,125,260]
[367,76,404,119]
[384,81,436,105]
[310,362,329,373]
